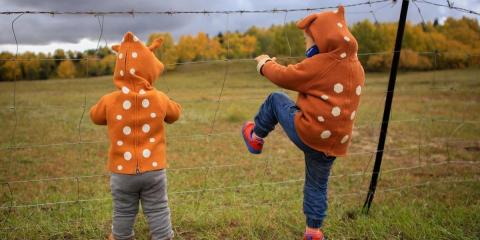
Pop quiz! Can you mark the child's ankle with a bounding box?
[252,132,263,140]
[305,227,321,233]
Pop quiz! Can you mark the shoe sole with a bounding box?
[241,123,261,154]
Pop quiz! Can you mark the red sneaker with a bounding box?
[303,229,325,240]
[241,121,264,154]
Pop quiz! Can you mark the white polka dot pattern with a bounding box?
[121,86,129,94]
[152,162,158,167]
[117,165,123,171]
[124,151,132,161]
[149,138,155,143]
[120,70,124,76]
[132,52,138,58]
[123,100,131,110]
[123,126,131,135]
[356,85,362,96]
[337,22,343,28]
[317,116,325,122]
[143,149,151,158]
[321,95,329,100]
[142,99,150,108]
[340,52,347,59]
[331,107,341,117]
[130,68,136,75]
[150,112,157,118]
[117,140,123,146]
[341,135,349,144]
[142,124,150,133]
[321,130,331,139]
[334,83,343,93]
[344,36,350,42]
[350,111,356,120]
[139,89,146,95]
[116,114,122,120]
[118,53,123,59]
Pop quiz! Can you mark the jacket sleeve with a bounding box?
[164,98,182,124]
[261,60,317,92]
[90,96,107,125]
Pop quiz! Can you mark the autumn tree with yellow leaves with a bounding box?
[57,60,76,79]
[148,33,179,70]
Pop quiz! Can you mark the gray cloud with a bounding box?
[0,0,478,46]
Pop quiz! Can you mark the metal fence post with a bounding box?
[362,0,410,214]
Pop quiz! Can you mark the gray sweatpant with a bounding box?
[110,169,173,240]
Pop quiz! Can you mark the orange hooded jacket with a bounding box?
[90,32,181,174]
[259,6,365,156]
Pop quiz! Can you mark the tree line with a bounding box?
[0,16,478,81]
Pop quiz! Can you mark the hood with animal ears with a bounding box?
[111,32,164,92]
[297,6,358,59]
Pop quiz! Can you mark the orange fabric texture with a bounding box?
[90,32,181,174]
[261,6,365,156]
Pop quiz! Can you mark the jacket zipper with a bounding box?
[134,93,140,174]
[125,49,140,175]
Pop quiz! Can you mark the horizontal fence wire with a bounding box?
[2,157,478,186]
[416,0,480,16]
[0,0,391,16]
[0,0,478,16]
[1,50,479,62]
[1,117,478,151]
[2,170,478,210]
[1,177,478,233]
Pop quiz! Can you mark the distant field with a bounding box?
[0,61,479,239]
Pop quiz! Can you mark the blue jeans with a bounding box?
[253,92,336,228]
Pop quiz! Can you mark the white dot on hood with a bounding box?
[331,107,341,117]
[321,130,331,139]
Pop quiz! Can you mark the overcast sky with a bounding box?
[0,0,479,53]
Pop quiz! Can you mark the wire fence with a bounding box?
[1,0,480,236]
[1,159,479,210]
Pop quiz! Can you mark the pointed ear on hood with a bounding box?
[148,38,164,51]
[111,44,120,53]
[296,14,318,29]
[336,5,345,19]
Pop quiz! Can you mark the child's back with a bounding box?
[90,32,180,240]
[260,7,364,156]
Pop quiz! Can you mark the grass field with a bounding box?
[0,60,479,239]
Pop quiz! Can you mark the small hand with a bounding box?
[255,54,271,64]
[255,55,276,75]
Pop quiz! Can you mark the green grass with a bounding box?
[0,60,479,239]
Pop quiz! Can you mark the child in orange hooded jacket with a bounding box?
[90,32,181,240]
[241,6,365,240]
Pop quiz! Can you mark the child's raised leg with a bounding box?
[253,92,299,138]
[242,91,300,154]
